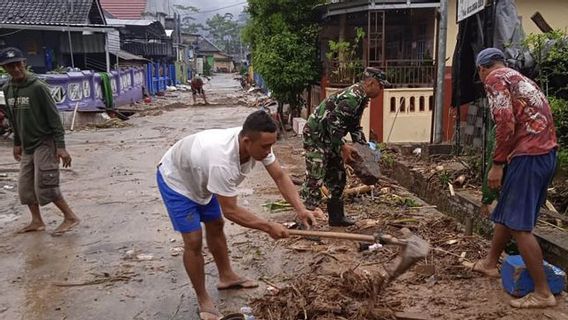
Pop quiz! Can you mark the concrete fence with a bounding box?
[35,67,146,112]
[383,88,434,143]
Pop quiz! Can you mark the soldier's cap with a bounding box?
[476,48,505,67]
[0,47,26,66]
[363,67,391,87]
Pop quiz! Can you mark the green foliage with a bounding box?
[524,30,568,99]
[174,5,204,34]
[549,97,568,168]
[253,29,320,107]
[243,0,325,111]
[558,149,568,169]
[203,59,212,76]
[438,171,451,185]
[550,97,568,147]
[525,30,568,169]
[204,13,241,54]
[325,27,365,85]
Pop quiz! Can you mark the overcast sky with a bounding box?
[174,0,247,22]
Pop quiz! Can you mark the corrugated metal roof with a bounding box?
[100,0,147,20]
[106,18,154,26]
[116,50,149,61]
[197,37,222,53]
[0,0,105,25]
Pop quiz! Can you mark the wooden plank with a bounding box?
[395,311,430,320]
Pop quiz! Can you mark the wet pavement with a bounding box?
[1,73,568,320]
[0,74,291,319]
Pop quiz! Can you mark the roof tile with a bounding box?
[0,0,104,25]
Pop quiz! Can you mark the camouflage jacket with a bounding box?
[303,83,368,148]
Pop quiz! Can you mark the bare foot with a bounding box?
[17,222,46,234]
[52,218,80,236]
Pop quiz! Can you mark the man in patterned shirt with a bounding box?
[472,48,558,308]
[301,67,389,226]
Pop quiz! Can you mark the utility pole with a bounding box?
[433,0,448,144]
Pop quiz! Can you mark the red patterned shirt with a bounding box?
[484,67,557,164]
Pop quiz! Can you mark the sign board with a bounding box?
[457,0,487,22]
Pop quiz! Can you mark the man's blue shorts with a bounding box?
[157,169,222,233]
[491,150,557,232]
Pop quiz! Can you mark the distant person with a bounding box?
[191,74,209,105]
[0,47,79,236]
[157,110,320,320]
[472,48,558,309]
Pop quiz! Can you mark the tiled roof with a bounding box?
[100,0,147,20]
[0,0,105,25]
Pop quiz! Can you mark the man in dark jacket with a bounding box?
[0,47,79,236]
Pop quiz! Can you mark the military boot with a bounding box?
[327,198,355,227]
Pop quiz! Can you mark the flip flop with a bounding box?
[17,225,46,233]
[510,293,557,309]
[51,220,80,237]
[199,308,223,320]
[470,260,500,278]
[217,278,259,290]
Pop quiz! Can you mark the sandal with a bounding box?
[199,308,223,320]
[217,278,259,290]
[470,260,500,278]
[510,293,557,309]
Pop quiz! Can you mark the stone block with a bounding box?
[348,143,381,185]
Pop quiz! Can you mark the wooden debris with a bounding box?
[448,183,455,196]
[53,271,137,287]
[344,185,374,196]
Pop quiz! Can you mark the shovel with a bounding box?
[288,228,430,280]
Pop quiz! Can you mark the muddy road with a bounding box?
[0,74,567,320]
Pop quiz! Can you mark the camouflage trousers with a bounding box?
[300,142,346,210]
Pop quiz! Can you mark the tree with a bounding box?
[243,0,325,120]
[203,13,239,54]
[174,4,204,34]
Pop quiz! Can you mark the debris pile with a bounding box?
[251,268,392,320]
[88,118,132,129]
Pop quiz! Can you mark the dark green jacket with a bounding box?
[1,73,65,154]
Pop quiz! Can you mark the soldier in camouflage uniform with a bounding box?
[301,67,389,226]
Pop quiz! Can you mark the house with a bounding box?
[196,37,234,73]
[106,19,174,60]
[0,0,116,73]
[447,0,568,149]
[312,0,568,144]
[182,35,234,75]
[315,0,443,144]
[102,0,188,85]
[447,0,568,67]
[99,0,170,25]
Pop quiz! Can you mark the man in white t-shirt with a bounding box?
[157,110,319,320]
